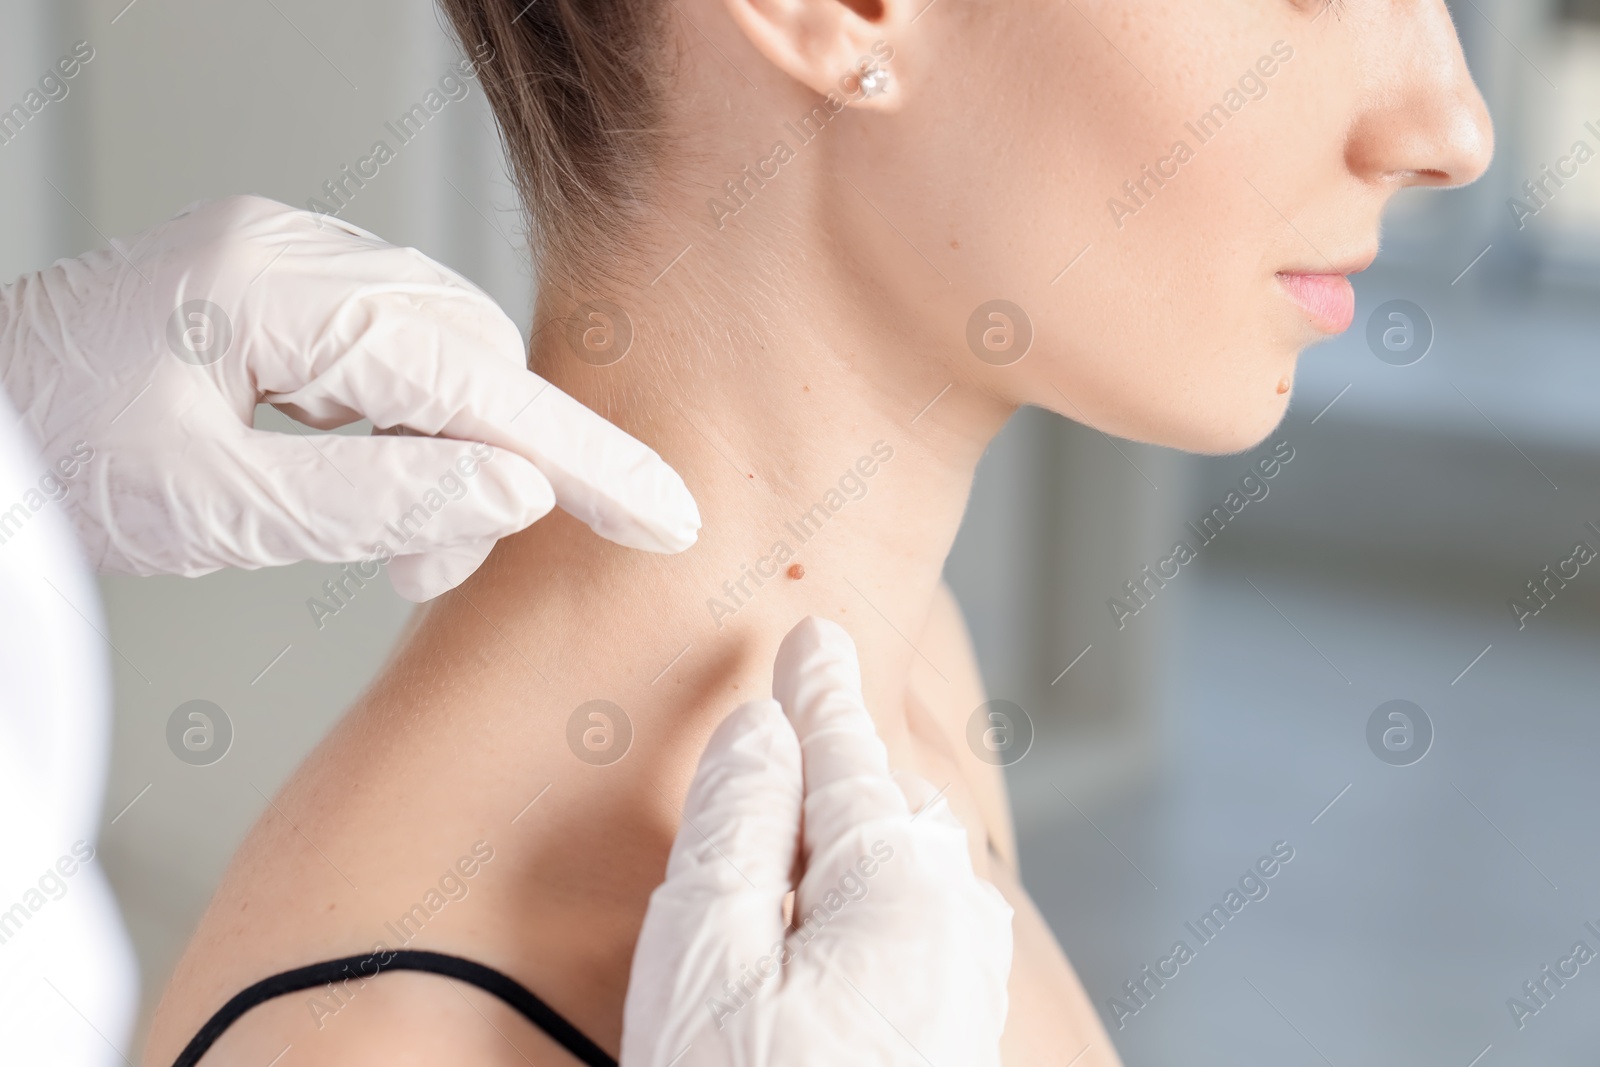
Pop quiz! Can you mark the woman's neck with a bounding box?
[442,255,1014,764]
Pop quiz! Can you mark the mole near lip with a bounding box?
[1276,272,1356,334]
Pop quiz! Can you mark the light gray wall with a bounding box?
[0,0,69,279]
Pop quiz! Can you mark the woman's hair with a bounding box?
[438,0,669,285]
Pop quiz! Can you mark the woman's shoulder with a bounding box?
[147,961,597,1066]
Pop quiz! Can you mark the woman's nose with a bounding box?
[1344,0,1496,190]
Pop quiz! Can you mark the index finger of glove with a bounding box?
[772,617,910,856]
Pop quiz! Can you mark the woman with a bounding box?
[147,0,1492,1062]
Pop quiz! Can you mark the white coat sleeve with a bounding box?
[0,390,138,1067]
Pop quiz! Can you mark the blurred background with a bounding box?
[2,0,1598,1063]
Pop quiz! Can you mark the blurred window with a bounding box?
[1515,0,1600,274]
[1559,0,1600,23]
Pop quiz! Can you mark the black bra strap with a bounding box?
[171,949,617,1067]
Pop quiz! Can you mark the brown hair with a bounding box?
[437,0,668,286]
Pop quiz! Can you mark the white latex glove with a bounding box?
[622,616,1013,1067]
[0,195,698,600]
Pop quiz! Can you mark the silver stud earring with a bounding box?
[859,67,890,98]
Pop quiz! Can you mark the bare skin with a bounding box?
[147,252,1116,1060]
[148,0,1492,1062]
[148,534,1118,1064]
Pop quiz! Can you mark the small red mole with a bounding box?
[1276,376,1291,395]
[787,563,806,580]
[950,239,961,250]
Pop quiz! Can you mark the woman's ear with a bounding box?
[719,0,909,111]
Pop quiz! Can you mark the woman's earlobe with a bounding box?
[717,0,912,111]
[837,32,910,113]
[835,54,899,111]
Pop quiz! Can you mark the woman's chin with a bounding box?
[1129,393,1293,457]
[1198,401,1292,456]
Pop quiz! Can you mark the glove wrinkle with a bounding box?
[624,620,1012,1067]
[0,195,697,593]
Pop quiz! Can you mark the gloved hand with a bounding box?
[0,195,698,600]
[622,617,1013,1067]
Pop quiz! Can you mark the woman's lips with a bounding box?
[1276,272,1356,334]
